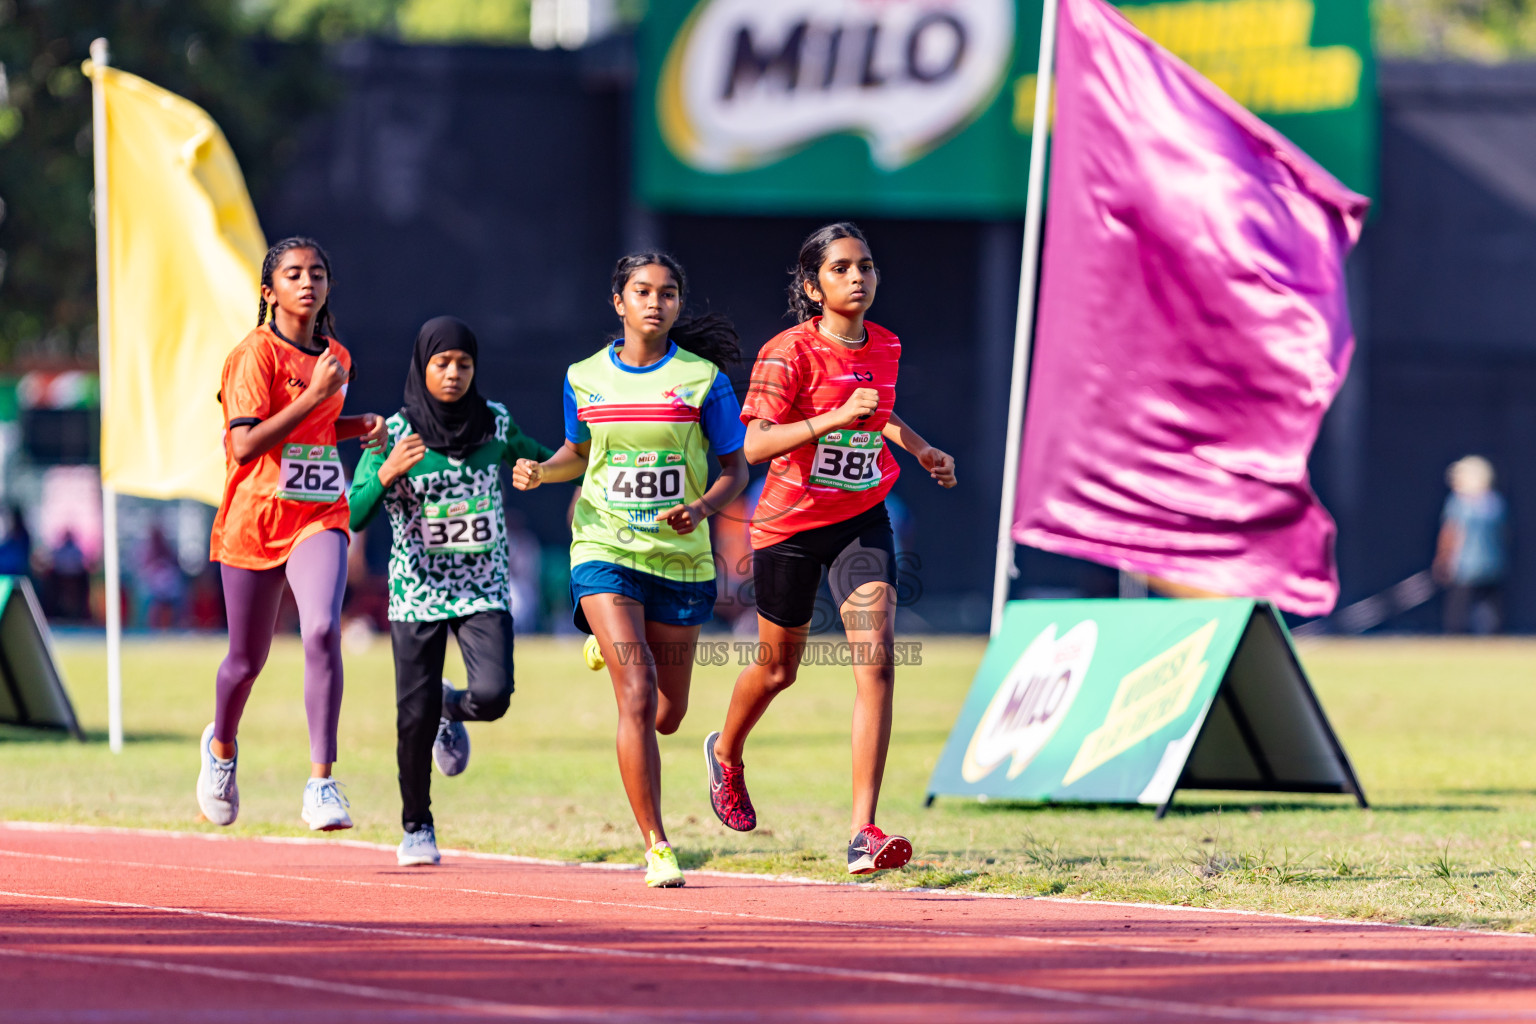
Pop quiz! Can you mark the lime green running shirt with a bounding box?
[563,341,745,583]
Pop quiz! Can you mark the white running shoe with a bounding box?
[195,722,239,826]
[397,825,441,866]
[301,777,353,831]
[432,680,470,777]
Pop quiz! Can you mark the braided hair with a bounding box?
[256,236,338,341]
[787,221,874,323]
[611,252,740,370]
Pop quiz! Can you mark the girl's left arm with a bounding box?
[883,412,957,488]
[336,413,388,451]
[658,449,750,537]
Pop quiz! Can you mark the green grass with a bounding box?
[6,633,1536,932]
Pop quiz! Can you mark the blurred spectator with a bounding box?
[187,564,225,630]
[0,505,32,579]
[1435,455,1507,635]
[506,510,543,631]
[136,526,186,629]
[45,529,90,622]
[342,526,389,633]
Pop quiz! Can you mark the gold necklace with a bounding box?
[817,319,867,346]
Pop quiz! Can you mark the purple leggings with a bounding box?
[213,529,348,764]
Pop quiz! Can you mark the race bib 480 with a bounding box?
[810,430,883,491]
[277,444,344,503]
[606,450,686,510]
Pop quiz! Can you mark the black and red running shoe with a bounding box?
[704,730,756,832]
[847,824,912,875]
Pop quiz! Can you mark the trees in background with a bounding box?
[0,0,328,361]
[1377,0,1536,59]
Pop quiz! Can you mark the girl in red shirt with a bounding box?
[197,237,387,832]
[704,222,957,874]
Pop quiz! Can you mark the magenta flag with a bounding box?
[1014,0,1369,616]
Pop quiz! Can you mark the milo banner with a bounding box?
[638,0,1375,215]
[926,599,1365,815]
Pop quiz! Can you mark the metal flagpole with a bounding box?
[990,0,1061,638]
[89,37,123,753]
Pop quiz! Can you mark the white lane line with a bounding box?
[0,888,1371,1024]
[5,820,1527,941]
[0,947,667,1023]
[3,847,1534,987]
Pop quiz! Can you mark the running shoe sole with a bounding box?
[848,834,913,875]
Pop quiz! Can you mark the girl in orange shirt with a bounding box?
[196,237,387,831]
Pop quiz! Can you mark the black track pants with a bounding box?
[392,609,515,833]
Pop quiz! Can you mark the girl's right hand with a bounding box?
[378,432,426,487]
[833,387,880,427]
[512,458,543,491]
[310,350,347,401]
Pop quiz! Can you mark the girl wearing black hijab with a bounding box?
[349,316,555,866]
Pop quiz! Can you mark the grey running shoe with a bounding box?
[433,680,470,777]
[195,722,239,826]
[301,777,353,831]
[397,825,440,866]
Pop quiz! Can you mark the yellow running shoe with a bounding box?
[644,832,685,888]
[582,634,605,671]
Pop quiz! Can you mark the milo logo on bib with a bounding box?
[421,494,497,554]
[810,430,883,491]
[277,444,344,503]
[607,449,686,511]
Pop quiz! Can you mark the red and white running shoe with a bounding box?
[704,730,756,832]
[847,824,912,875]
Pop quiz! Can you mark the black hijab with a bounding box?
[402,316,496,459]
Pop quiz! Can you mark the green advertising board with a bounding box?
[926,599,1365,815]
[0,575,83,739]
[638,0,1375,216]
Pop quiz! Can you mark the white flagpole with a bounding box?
[89,37,123,754]
[990,0,1061,638]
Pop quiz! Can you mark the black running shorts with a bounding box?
[752,503,898,629]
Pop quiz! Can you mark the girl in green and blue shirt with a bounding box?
[513,254,748,887]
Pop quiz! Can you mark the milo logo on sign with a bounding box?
[285,444,304,457]
[308,446,326,459]
[637,452,660,467]
[660,0,1015,172]
[611,453,630,465]
[665,452,684,465]
[446,500,470,517]
[960,621,1097,783]
[850,431,871,447]
[823,431,845,444]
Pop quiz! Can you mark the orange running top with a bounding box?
[209,325,354,570]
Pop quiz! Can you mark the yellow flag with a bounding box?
[84,61,265,506]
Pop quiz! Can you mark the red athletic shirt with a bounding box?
[740,318,901,549]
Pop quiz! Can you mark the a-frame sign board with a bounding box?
[0,576,84,740]
[926,599,1365,816]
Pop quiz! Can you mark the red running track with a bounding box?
[2,822,1535,1023]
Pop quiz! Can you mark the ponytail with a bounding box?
[787,221,873,323]
[610,252,741,369]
